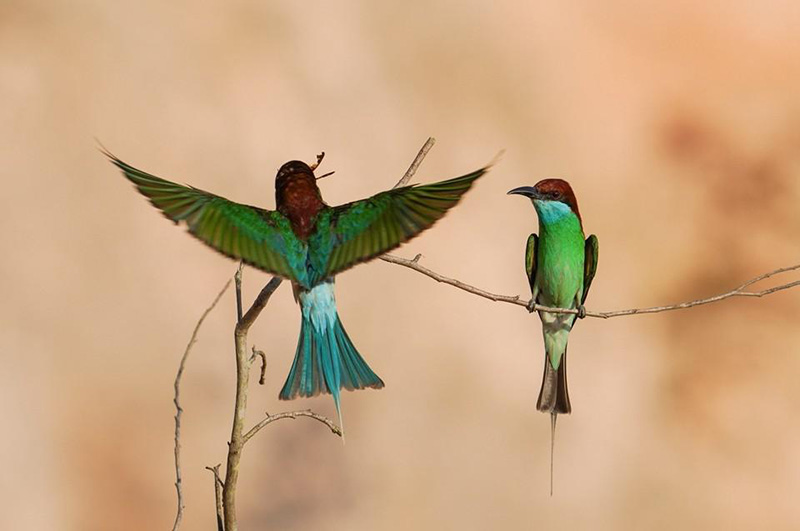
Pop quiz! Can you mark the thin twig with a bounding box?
[235,262,243,323]
[587,268,800,319]
[239,277,284,331]
[205,464,224,487]
[382,254,800,318]
[309,151,325,171]
[172,279,231,531]
[393,137,436,189]
[250,346,267,385]
[380,253,526,306]
[243,410,343,444]
[205,464,225,531]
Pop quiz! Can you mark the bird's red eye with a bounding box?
[550,191,561,200]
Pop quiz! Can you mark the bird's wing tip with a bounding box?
[95,139,126,168]
[95,138,115,158]
[486,149,505,170]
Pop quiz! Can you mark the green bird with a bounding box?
[508,179,598,493]
[109,150,489,430]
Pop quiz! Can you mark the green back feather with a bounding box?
[525,229,598,307]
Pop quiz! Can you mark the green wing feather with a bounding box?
[525,233,538,294]
[582,234,599,304]
[108,152,306,285]
[321,166,489,277]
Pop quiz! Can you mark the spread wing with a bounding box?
[525,233,538,295]
[108,152,307,285]
[582,234,599,304]
[320,166,489,277]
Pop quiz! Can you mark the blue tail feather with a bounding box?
[279,282,385,428]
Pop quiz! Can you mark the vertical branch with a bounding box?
[172,279,232,531]
[222,325,251,531]
[222,274,283,531]
[205,465,225,531]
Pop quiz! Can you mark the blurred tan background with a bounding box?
[3,1,800,529]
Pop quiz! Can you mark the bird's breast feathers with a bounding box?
[535,226,585,310]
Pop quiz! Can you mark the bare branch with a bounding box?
[380,253,527,306]
[243,410,343,444]
[393,137,436,189]
[309,151,325,171]
[235,262,244,322]
[238,276,284,333]
[223,269,285,531]
[205,464,224,487]
[250,346,267,385]
[588,264,800,319]
[382,254,800,318]
[172,278,231,531]
[205,464,224,531]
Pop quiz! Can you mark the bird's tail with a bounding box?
[279,291,384,433]
[537,348,571,495]
[536,348,571,414]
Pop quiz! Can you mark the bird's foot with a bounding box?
[526,299,536,313]
[577,304,587,319]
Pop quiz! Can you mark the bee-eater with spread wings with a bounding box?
[508,179,598,492]
[109,151,489,430]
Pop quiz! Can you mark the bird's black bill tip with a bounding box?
[507,185,538,197]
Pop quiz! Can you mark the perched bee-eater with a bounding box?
[508,179,598,492]
[109,151,488,429]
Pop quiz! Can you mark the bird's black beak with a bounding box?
[507,186,540,199]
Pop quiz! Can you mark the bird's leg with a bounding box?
[527,286,540,314]
[574,293,587,319]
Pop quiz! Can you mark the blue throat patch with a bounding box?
[533,200,573,224]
